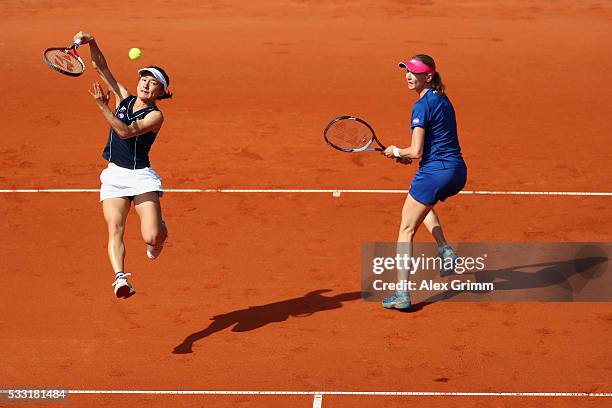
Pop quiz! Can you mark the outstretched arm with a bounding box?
[73,31,131,107]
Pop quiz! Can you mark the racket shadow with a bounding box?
[172,289,362,354]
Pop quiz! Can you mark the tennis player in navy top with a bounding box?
[382,54,467,310]
[73,31,172,299]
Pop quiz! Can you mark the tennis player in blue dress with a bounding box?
[73,31,172,299]
[382,54,467,310]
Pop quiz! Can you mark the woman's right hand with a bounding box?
[73,31,94,44]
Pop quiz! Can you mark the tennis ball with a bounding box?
[128,47,142,60]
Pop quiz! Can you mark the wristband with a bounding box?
[392,147,401,158]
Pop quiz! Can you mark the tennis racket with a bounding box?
[43,38,85,77]
[323,115,386,153]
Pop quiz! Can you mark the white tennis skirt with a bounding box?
[99,162,163,202]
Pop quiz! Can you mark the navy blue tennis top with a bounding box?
[410,89,465,168]
[102,96,159,169]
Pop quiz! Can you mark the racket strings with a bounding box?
[326,121,372,151]
[44,49,83,74]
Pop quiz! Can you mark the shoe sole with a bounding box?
[382,302,412,310]
[115,285,135,299]
[439,253,458,277]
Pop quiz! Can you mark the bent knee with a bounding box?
[141,229,160,246]
[142,233,158,246]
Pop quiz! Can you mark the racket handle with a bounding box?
[73,38,82,47]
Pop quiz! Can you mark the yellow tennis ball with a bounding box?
[128,47,142,60]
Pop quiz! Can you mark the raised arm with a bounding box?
[73,31,131,106]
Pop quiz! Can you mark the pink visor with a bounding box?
[399,59,435,74]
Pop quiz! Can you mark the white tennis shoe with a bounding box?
[112,272,135,299]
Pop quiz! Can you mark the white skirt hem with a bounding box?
[99,163,163,202]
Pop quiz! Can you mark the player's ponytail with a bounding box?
[431,72,446,97]
[413,54,446,97]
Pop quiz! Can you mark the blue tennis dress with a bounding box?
[408,89,467,205]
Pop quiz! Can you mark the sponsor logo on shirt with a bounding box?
[412,118,420,124]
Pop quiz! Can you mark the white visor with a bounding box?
[137,67,168,90]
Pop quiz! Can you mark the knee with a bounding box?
[141,229,159,246]
[107,221,125,236]
[399,222,417,239]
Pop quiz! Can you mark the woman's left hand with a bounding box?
[88,82,110,106]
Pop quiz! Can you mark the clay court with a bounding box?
[1,0,611,407]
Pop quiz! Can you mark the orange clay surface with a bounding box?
[1,1,612,407]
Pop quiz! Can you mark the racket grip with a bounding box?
[73,38,82,47]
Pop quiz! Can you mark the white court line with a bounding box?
[0,188,611,196]
[59,390,612,397]
[313,393,323,407]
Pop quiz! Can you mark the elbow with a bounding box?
[409,149,422,160]
[114,127,131,139]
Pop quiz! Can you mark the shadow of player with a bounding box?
[420,252,608,305]
[172,289,362,354]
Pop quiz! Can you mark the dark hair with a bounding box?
[412,54,446,97]
[148,65,173,100]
